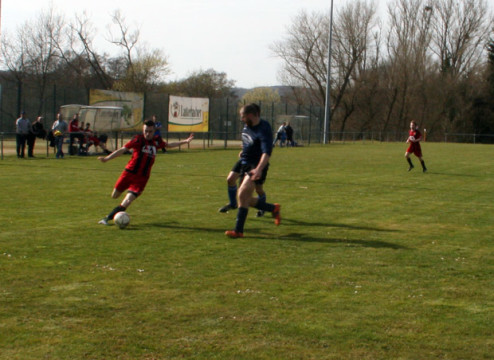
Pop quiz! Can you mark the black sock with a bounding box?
[407,158,414,167]
[235,207,249,233]
[254,199,275,213]
[228,185,238,208]
[108,205,126,220]
[421,160,426,169]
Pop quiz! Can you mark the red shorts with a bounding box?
[114,170,149,195]
[406,143,422,158]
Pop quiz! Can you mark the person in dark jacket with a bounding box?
[27,116,47,157]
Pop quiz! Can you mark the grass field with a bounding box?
[0,142,493,359]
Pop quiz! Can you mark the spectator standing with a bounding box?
[273,122,286,147]
[15,111,31,158]
[152,115,166,153]
[285,122,295,147]
[51,113,68,159]
[152,115,161,137]
[27,116,46,157]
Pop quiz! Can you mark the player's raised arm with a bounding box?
[166,133,194,148]
[98,147,128,163]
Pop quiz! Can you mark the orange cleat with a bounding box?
[225,230,244,238]
[273,203,281,226]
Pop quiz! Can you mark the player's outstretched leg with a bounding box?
[254,197,281,226]
[99,205,126,225]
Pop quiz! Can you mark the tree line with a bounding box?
[272,0,494,141]
[1,0,493,142]
[0,7,236,118]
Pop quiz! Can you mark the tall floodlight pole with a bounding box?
[323,0,334,144]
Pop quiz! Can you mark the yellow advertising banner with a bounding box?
[89,89,144,131]
[168,95,209,133]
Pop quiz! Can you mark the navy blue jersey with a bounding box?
[240,119,273,166]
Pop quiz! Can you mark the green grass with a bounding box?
[0,142,493,359]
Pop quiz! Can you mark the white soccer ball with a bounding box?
[114,211,130,229]
[409,136,415,141]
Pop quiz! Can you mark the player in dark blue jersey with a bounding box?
[218,153,267,217]
[225,103,281,238]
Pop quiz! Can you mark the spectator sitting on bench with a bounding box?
[84,123,111,154]
[69,114,85,155]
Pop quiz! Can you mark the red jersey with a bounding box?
[69,119,80,132]
[124,134,167,178]
[409,128,422,140]
[407,128,422,157]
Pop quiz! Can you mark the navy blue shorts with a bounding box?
[239,162,269,185]
[231,159,242,173]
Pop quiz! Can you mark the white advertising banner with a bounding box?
[168,95,209,133]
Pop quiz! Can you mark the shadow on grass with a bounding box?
[269,232,407,249]
[426,171,483,178]
[281,218,398,232]
[143,219,407,250]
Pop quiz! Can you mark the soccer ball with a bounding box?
[114,211,130,229]
[409,136,415,141]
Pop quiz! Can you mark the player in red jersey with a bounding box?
[97,120,194,225]
[405,120,427,172]
[83,123,111,154]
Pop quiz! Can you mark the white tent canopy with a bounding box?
[60,105,125,132]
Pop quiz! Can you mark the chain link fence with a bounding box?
[2,81,494,159]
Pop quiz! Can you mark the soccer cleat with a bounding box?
[423,167,427,173]
[218,204,237,213]
[272,203,281,226]
[256,210,265,218]
[408,165,414,172]
[98,218,109,225]
[225,230,244,238]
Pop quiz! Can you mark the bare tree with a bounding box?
[1,29,28,82]
[271,2,377,136]
[27,7,65,113]
[426,0,492,133]
[384,0,437,132]
[431,0,491,78]
[270,10,329,105]
[108,10,170,92]
[66,12,114,89]
[1,6,65,114]
[331,0,378,134]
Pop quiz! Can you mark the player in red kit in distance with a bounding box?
[405,120,427,172]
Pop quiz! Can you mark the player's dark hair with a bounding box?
[144,120,156,127]
[242,103,261,116]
